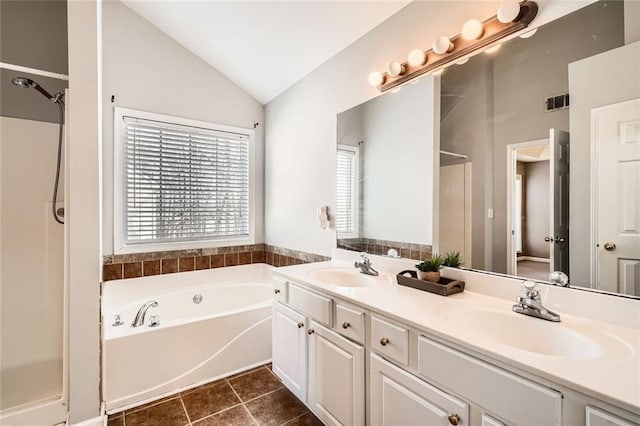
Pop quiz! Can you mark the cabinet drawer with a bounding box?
[335,303,365,344]
[586,406,635,426]
[370,315,409,366]
[289,283,332,326]
[418,336,562,426]
[273,278,288,303]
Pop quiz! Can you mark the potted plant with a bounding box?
[443,251,463,268]
[415,254,444,282]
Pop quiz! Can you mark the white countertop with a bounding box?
[273,258,640,415]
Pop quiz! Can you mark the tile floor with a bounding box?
[106,364,323,426]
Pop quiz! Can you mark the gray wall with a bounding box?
[0,1,68,123]
[523,161,550,258]
[440,0,625,274]
[102,0,265,255]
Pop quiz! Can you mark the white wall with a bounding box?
[361,78,437,245]
[67,0,102,422]
[264,0,592,257]
[568,41,640,287]
[0,117,64,370]
[101,0,264,255]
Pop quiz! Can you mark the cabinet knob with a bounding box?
[448,414,460,425]
[297,322,304,329]
[380,337,390,346]
[544,236,552,242]
[342,322,351,329]
[308,329,315,335]
[274,289,281,294]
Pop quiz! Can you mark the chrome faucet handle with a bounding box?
[360,252,371,265]
[521,280,539,299]
[548,271,569,287]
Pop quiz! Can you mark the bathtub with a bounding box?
[102,263,273,413]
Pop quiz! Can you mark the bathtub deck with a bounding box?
[106,364,322,426]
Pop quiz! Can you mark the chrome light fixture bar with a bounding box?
[372,1,538,93]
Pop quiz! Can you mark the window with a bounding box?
[114,108,254,253]
[336,145,359,238]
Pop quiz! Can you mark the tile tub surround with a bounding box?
[337,237,432,260]
[106,364,322,426]
[102,244,330,281]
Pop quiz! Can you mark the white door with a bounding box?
[594,99,640,296]
[272,302,308,402]
[308,321,364,426]
[549,129,570,274]
[439,163,472,262]
[369,353,468,426]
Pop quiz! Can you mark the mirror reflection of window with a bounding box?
[336,145,359,239]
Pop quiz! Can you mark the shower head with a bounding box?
[12,77,35,88]
[11,76,56,101]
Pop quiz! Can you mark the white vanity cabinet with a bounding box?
[272,301,308,401]
[370,353,469,425]
[308,320,365,426]
[272,281,366,425]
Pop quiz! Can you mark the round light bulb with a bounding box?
[519,28,538,39]
[432,36,454,55]
[462,19,484,40]
[368,71,384,87]
[432,69,444,76]
[497,0,521,23]
[387,61,405,77]
[407,49,427,67]
[456,57,469,65]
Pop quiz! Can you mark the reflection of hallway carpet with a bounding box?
[516,260,550,281]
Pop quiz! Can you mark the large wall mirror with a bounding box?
[336,0,640,298]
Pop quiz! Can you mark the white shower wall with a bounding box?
[0,116,64,403]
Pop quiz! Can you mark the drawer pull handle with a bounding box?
[308,329,315,335]
[448,414,460,425]
[380,337,390,346]
[297,322,304,329]
[274,289,281,294]
[342,322,351,329]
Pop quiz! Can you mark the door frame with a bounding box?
[506,138,549,276]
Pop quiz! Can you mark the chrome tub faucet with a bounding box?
[354,253,379,276]
[131,300,159,327]
[512,281,561,322]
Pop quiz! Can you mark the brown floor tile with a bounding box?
[229,367,282,402]
[194,405,256,425]
[182,380,241,421]
[107,414,124,426]
[124,398,188,426]
[125,395,179,414]
[245,387,307,426]
[282,412,323,426]
[226,364,268,381]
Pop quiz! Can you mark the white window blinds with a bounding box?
[121,115,250,245]
[336,146,358,237]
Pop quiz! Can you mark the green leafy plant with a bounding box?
[415,254,444,272]
[442,251,463,268]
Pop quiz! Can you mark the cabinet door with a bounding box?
[272,302,308,402]
[586,406,636,426]
[308,321,365,426]
[370,353,468,426]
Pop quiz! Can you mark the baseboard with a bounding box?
[69,415,103,426]
[517,256,550,263]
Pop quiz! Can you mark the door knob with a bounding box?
[544,236,552,242]
[604,242,616,251]
[554,236,565,243]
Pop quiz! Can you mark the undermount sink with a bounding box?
[308,268,389,287]
[434,303,633,360]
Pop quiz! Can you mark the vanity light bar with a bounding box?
[374,1,538,92]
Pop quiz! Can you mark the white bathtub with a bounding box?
[102,263,273,412]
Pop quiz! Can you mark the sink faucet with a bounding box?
[354,253,379,276]
[512,281,560,322]
[131,300,159,327]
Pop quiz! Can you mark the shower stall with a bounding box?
[0,1,69,424]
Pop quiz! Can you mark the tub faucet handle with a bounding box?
[149,314,160,327]
[112,314,124,327]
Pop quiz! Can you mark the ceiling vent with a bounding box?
[545,93,570,112]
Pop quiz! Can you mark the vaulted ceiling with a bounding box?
[122,1,410,104]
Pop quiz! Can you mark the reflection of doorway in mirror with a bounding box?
[439,162,472,265]
[593,99,640,297]
[507,133,570,281]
